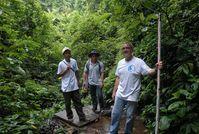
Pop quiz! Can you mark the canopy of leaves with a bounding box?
[0,0,198,133]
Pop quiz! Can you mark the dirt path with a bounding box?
[51,106,148,134]
[79,116,148,134]
[50,115,148,134]
[79,117,147,134]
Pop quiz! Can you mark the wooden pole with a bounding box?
[155,13,161,134]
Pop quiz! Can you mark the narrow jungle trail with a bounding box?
[51,106,148,134]
[51,115,148,134]
[79,116,148,134]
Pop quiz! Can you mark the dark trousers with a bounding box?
[63,90,85,120]
[89,84,104,110]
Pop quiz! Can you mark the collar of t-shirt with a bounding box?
[90,60,98,65]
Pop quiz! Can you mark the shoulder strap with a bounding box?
[62,60,75,72]
[86,60,90,72]
[97,61,101,73]
[86,60,102,74]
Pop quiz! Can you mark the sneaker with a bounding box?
[93,109,100,114]
[68,117,74,122]
[79,118,87,122]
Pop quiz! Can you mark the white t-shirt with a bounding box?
[57,58,79,92]
[84,60,104,85]
[115,57,151,102]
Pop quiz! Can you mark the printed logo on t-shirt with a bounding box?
[128,65,135,72]
[72,65,76,70]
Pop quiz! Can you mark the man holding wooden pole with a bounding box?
[109,42,162,134]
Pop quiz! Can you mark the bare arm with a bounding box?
[99,72,104,88]
[112,76,120,100]
[100,62,106,88]
[83,72,88,83]
[148,68,156,76]
[75,70,80,85]
[148,61,163,76]
[57,66,70,77]
[83,72,89,89]
[100,72,104,82]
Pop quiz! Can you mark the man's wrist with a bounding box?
[99,79,103,83]
[63,69,68,74]
[153,68,157,74]
[83,80,88,83]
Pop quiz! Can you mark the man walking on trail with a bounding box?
[83,50,105,113]
[110,43,162,134]
[57,47,86,122]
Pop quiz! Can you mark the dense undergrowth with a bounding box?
[0,0,198,133]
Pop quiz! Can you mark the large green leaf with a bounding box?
[168,101,186,111]
[160,116,172,130]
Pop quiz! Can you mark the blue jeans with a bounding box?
[89,84,104,110]
[109,97,137,134]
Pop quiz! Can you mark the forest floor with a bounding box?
[49,115,148,134]
[46,106,148,134]
[79,116,148,134]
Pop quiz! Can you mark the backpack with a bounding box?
[86,60,102,74]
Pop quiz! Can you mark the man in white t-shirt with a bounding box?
[57,47,86,122]
[109,43,162,134]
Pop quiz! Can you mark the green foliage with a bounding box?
[0,0,198,133]
[0,0,64,133]
[0,80,64,133]
[136,0,199,133]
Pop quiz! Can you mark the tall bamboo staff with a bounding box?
[155,13,161,134]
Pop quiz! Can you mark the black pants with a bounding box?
[63,90,85,120]
[89,84,104,110]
